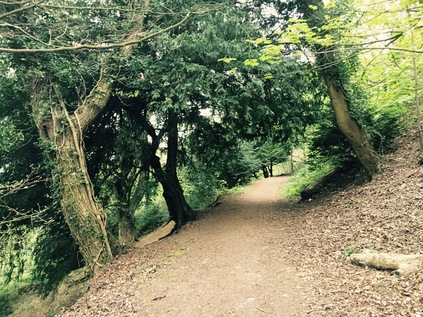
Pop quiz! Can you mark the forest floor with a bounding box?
[54,130,422,317]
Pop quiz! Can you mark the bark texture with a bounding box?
[351,252,423,275]
[31,79,113,271]
[324,77,380,177]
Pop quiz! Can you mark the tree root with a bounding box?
[133,220,176,248]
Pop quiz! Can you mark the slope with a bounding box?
[51,128,422,316]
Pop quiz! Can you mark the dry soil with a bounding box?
[58,129,423,317]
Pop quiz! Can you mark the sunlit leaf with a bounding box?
[244,59,260,67]
[218,57,237,63]
[263,44,281,56]
[255,37,273,45]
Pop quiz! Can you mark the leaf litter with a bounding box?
[57,129,422,316]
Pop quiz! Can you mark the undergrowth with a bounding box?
[281,161,338,198]
[0,287,14,317]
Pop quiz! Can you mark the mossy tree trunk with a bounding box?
[324,75,380,177]
[31,78,113,272]
[303,0,380,178]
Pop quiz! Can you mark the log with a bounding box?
[350,251,423,275]
[133,220,176,248]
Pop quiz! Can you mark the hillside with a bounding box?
[290,128,423,315]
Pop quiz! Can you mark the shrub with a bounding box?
[0,293,14,317]
[135,204,168,237]
[179,165,221,210]
[282,160,338,198]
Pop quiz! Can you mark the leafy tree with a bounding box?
[353,0,423,149]
[0,0,215,272]
[254,140,291,177]
[247,0,381,177]
[0,58,81,293]
[277,0,422,174]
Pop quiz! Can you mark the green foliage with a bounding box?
[31,225,80,297]
[0,227,29,285]
[180,165,221,210]
[135,204,169,237]
[304,105,354,166]
[0,292,14,317]
[367,102,409,152]
[254,140,291,173]
[282,160,338,198]
[214,142,261,188]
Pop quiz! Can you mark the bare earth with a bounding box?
[58,130,423,317]
[60,176,311,317]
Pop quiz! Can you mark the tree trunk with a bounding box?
[135,105,195,228]
[130,107,195,227]
[31,86,112,272]
[262,165,269,178]
[303,0,380,179]
[117,212,136,246]
[324,76,380,177]
[159,111,195,226]
[150,154,195,227]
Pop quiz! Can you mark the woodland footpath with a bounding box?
[1,1,422,316]
[27,128,419,317]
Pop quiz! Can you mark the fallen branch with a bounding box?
[350,251,423,275]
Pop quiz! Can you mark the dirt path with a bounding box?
[58,130,423,316]
[59,176,313,317]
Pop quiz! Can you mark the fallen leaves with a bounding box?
[57,130,423,317]
[286,129,423,316]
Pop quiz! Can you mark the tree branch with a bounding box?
[0,0,45,19]
[0,168,45,199]
[0,22,49,46]
[0,11,192,53]
[0,205,52,225]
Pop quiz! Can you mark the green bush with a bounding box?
[0,293,14,317]
[179,166,221,210]
[135,204,168,237]
[282,160,338,198]
[31,225,80,297]
[368,102,408,152]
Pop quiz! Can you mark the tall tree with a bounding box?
[1,0,198,271]
[301,0,380,177]
[238,0,390,177]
